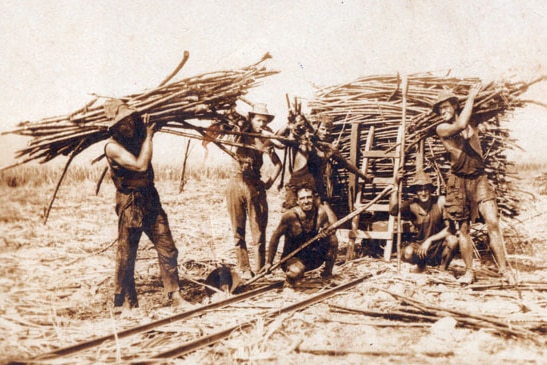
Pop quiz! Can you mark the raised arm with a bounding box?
[105,115,154,172]
[436,83,481,138]
[262,148,282,190]
[266,215,289,266]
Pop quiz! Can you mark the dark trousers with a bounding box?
[114,190,180,306]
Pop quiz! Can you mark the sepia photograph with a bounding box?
[1,1,546,363]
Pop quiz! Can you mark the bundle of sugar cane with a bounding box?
[1,52,278,169]
[309,72,546,220]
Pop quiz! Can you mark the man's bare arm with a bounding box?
[266,216,289,265]
[437,84,481,138]
[263,149,282,190]
[105,115,154,172]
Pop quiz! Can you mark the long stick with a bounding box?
[179,139,192,193]
[335,109,351,145]
[244,184,394,286]
[43,138,88,224]
[175,120,239,161]
[157,50,190,87]
[159,128,263,155]
[277,146,288,190]
[396,75,409,274]
[95,166,109,195]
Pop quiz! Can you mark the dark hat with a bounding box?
[409,171,435,193]
[104,99,139,129]
[248,103,275,123]
[432,90,459,115]
[204,266,241,295]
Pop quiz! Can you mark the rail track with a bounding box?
[8,271,380,364]
[8,280,283,364]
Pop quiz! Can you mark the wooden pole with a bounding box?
[396,75,409,274]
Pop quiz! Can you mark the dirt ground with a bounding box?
[0,170,546,364]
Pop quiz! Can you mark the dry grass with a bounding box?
[0,162,233,189]
[1,161,546,364]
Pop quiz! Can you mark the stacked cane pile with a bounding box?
[1,53,278,168]
[309,72,545,220]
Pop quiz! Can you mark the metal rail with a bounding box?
[9,280,283,365]
[151,270,383,361]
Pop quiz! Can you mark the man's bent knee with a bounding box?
[445,235,459,250]
[402,245,414,262]
[286,261,305,281]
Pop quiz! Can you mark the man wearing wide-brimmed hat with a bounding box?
[103,99,191,311]
[433,85,514,284]
[389,170,458,273]
[226,103,282,280]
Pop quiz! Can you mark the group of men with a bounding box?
[390,84,513,284]
[102,84,513,311]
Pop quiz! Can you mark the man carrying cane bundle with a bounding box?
[263,183,338,286]
[104,99,191,311]
[433,85,515,284]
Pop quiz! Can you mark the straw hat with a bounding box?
[432,90,459,115]
[248,103,275,123]
[409,171,435,193]
[104,99,139,129]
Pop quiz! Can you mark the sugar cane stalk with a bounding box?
[179,139,192,193]
[43,137,88,224]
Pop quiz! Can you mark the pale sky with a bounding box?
[1,0,546,166]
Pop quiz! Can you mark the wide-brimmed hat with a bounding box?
[409,171,435,193]
[104,99,139,129]
[248,103,275,123]
[432,90,459,115]
[204,266,241,295]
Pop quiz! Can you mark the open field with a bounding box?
[1,163,546,364]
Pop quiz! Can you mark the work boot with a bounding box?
[501,268,517,285]
[169,290,193,310]
[240,270,254,281]
[457,270,475,285]
[413,263,427,274]
[113,292,138,314]
[284,276,297,288]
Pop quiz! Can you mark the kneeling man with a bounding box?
[264,184,338,285]
[389,171,458,273]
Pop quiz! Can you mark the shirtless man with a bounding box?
[389,171,458,273]
[103,99,190,310]
[264,184,338,285]
[434,85,514,284]
[310,115,371,204]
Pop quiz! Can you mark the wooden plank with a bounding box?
[356,231,394,240]
[384,124,404,262]
[347,126,375,262]
[360,151,399,159]
[371,177,395,184]
[347,122,360,212]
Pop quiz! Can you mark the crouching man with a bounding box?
[389,171,458,273]
[263,184,338,286]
